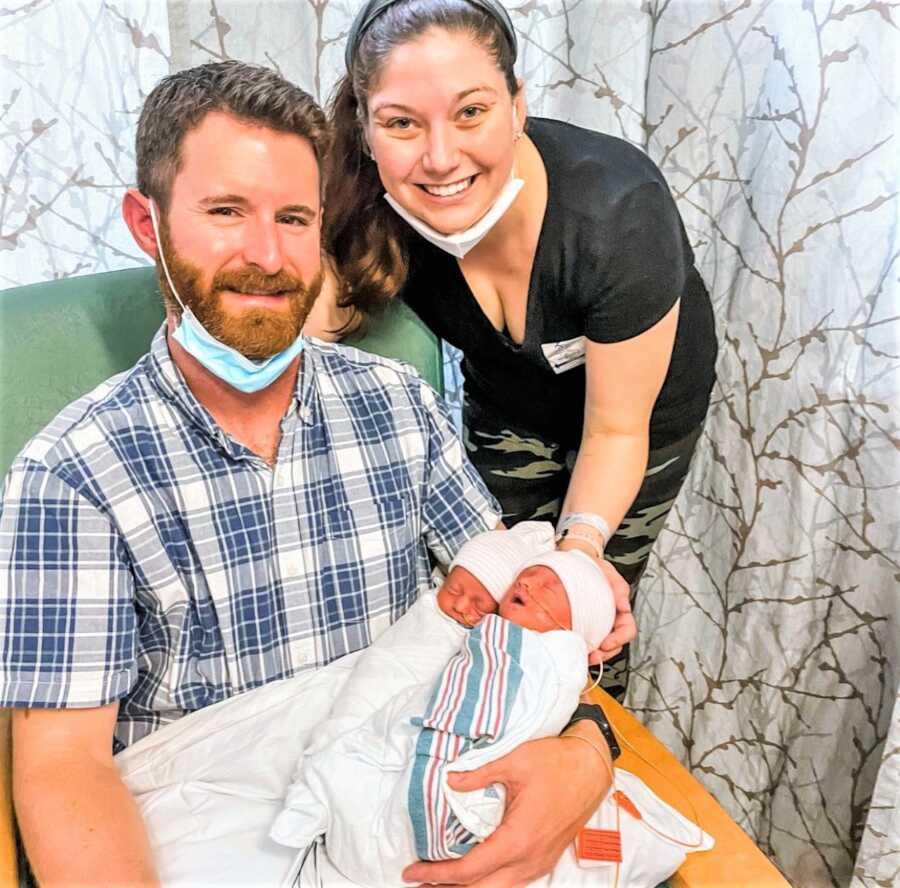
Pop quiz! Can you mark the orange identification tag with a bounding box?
[576,828,622,862]
[613,790,642,820]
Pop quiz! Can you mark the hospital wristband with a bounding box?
[556,512,611,548]
[555,529,604,561]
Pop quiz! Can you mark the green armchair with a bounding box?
[0,266,443,481]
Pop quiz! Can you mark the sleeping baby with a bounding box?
[435,519,556,628]
[271,525,711,888]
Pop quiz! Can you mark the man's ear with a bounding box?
[122,189,158,260]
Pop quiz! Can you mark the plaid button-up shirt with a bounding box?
[0,328,500,751]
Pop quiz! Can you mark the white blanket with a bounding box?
[115,654,360,887]
[115,593,462,887]
[296,767,712,888]
[116,593,713,887]
[271,606,587,885]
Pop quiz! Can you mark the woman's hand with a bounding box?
[589,558,635,665]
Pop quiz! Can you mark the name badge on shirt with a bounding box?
[541,336,586,374]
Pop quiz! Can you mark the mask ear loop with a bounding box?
[510,105,523,180]
[148,198,188,315]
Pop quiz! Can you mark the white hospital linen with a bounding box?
[115,654,360,887]
[313,589,467,729]
[297,768,713,888]
[272,609,586,885]
[273,599,713,887]
[115,590,712,888]
[115,591,460,887]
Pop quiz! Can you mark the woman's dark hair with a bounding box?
[326,0,518,320]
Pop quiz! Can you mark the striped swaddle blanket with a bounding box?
[273,595,587,886]
[408,615,526,860]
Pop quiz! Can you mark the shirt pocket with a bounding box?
[321,489,420,636]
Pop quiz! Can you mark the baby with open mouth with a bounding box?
[436,522,613,643]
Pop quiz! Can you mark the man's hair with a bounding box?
[136,60,331,210]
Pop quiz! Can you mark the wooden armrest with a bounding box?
[0,711,16,888]
[588,689,791,888]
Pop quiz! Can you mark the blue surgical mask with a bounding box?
[384,176,524,260]
[148,199,305,394]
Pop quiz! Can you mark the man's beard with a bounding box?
[157,223,323,361]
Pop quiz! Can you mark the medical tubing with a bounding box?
[615,730,707,851]
[563,721,708,860]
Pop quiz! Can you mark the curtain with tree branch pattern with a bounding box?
[2,2,897,885]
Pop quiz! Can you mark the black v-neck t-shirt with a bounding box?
[400,117,717,450]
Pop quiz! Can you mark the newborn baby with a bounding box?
[272,539,620,886]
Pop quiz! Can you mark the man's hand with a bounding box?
[589,559,635,666]
[401,721,612,887]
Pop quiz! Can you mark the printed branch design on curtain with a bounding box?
[0,3,169,284]
[2,2,898,886]
[624,5,899,888]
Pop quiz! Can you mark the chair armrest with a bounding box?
[0,712,16,887]
[588,689,790,888]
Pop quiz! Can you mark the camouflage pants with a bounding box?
[464,397,705,699]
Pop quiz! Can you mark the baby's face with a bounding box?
[437,566,498,627]
[498,565,572,633]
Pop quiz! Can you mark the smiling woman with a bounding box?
[363,33,524,240]
[327,0,719,699]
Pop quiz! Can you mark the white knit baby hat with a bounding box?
[517,549,616,649]
[450,521,556,601]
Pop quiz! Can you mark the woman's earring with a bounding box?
[512,105,524,142]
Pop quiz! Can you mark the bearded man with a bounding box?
[0,61,502,885]
[0,61,623,888]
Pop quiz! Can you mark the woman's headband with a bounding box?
[344,0,518,73]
